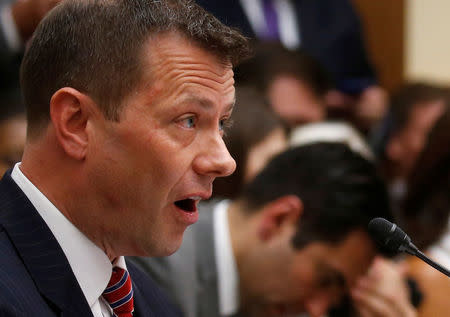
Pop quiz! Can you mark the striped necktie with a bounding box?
[102,267,134,317]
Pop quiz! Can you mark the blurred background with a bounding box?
[353,0,450,91]
[1,0,450,316]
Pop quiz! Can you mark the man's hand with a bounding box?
[351,257,417,317]
[11,0,61,41]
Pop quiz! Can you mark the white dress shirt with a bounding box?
[213,200,240,316]
[11,163,126,317]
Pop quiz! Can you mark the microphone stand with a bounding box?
[401,241,450,278]
[415,250,450,278]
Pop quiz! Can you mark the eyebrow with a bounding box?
[180,95,235,114]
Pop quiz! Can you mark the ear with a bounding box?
[257,195,303,241]
[50,87,96,160]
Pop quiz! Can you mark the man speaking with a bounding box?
[0,0,249,316]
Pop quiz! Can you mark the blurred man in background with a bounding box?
[132,143,415,317]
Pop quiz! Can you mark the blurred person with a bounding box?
[0,86,26,175]
[0,112,26,174]
[402,108,450,250]
[400,109,450,317]
[195,0,387,133]
[236,43,332,128]
[0,0,249,316]
[290,120,420,317]
[195,0,376,94]
[350,256,417,317]
[290,121,374,162]
[377,83,448,212]
[131,142,416,317]
[0,0,61,88]
[212,85,287,199]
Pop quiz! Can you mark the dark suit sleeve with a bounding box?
[297,0,376,94]
[0,230,37,316]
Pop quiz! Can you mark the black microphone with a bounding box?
[368,217,450,278]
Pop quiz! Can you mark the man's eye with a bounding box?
[180,117,196,128]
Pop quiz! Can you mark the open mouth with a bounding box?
[174,199,197,212]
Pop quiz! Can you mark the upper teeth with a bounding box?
[189,196,202,201]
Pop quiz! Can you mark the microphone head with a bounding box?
[368,217,411,254]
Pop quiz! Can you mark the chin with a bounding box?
[151,238,184,257]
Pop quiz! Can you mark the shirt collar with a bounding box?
[11,163,126,308]
[213,199,239,316]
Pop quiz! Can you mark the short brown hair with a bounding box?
[21,0,250,136]
[236,42,332,97]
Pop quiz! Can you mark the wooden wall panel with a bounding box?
[352,0,405,92]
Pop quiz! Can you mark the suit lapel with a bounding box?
[0,171,94,317]
[129,278,148,317]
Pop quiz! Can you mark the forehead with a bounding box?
[329,231,376,284]
[139,32,235,97]
[302,230,376,287]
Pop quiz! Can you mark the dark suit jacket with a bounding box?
[0,170,182,317]
[196,0,376,93]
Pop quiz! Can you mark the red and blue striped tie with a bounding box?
[102,267,134,317]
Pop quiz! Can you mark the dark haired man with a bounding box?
[0,0,249,316]
[236,43,332,127]
[132,143,416,317]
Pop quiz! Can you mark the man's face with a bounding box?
[267,75,326,127]
[240,229,376,317]
[87,32,236,257]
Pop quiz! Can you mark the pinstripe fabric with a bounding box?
[0,170,93,316]
[0,170,183,317]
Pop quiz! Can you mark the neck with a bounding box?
[227,200,262,275]
[20,138,118,260]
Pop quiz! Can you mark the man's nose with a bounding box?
[193,134,236,178]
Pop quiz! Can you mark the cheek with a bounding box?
[264,262,312,302]
[290,261,318,295]
[119,127,183,178]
